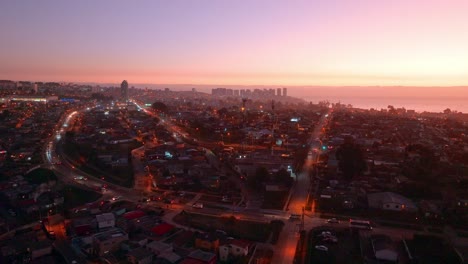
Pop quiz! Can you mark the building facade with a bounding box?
[121,80,129,101]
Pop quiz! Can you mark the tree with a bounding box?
[24,168,57,184]
[335,137,366,181]
[247,167,269,191]
[274,168,293,187]
[151,101,168,113]
[402,144,438,181]
[217,107,228,117]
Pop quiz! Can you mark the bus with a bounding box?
[349,219,372,230]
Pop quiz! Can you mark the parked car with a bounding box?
[221,196,232,203]
[48,230,56,240]
[8,209,16,217]
[318,231,333,237]
[192,203,203,209]
[327,218,340,224]
[315,245,328,251]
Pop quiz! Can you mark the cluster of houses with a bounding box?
[316,109,468,226]
[68,201,255,264]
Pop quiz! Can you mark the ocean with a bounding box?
[302,95,468,113]
[131,84,468,113]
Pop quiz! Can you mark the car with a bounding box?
[327,218,340,224]
[112,196,122,201]
[8,209,16,217]
[315,245,328,251]
[192,203,203,209]
[322,236,338,243]
[48,230,56,240]
[179,191,186,197]
[289,214,301,220]
[215,230,227,235]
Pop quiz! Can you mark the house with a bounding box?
[371,235,398,262]
[96,213,115,230]
[146,241,172,255]
[129,234,148,247]
[229,239,252,257]
[219,239,253,261]
[195,233,220,252]
[182,249,216,264]
[158,251,182,263]
[123,210,146,220]
[151,223,174,236]
[92,228,128,256]
[367,192,418,212]
[171,230,194,247]
[127,247,153,264]
[73,217,96,236]
[29,240,53,260]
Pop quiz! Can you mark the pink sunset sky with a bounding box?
[1,0,468,94]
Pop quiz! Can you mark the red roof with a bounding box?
[123,210,145,220]
[17,199,36,207]
[151,223,174,236]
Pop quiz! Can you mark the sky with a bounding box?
[1,0,468,88]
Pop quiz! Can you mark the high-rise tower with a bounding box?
[121,80,128,101]
[282,87,287,97]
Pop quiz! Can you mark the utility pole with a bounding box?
[271,100,275,156]
[241,98,247,127]
[300,206,305,232]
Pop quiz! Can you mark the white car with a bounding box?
[192,203,203,209]
[327,218,340,224]
[319,231,333,237]
[315,245,328,251]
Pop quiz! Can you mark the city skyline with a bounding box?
[1,1,468,90]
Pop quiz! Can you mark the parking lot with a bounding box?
[307,226,362,264]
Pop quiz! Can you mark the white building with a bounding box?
[219,239,252,261]
[93,228,128,256]
[96,213,115,229]
[367,192,418,212]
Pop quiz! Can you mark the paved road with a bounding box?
[271,109,331,264]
